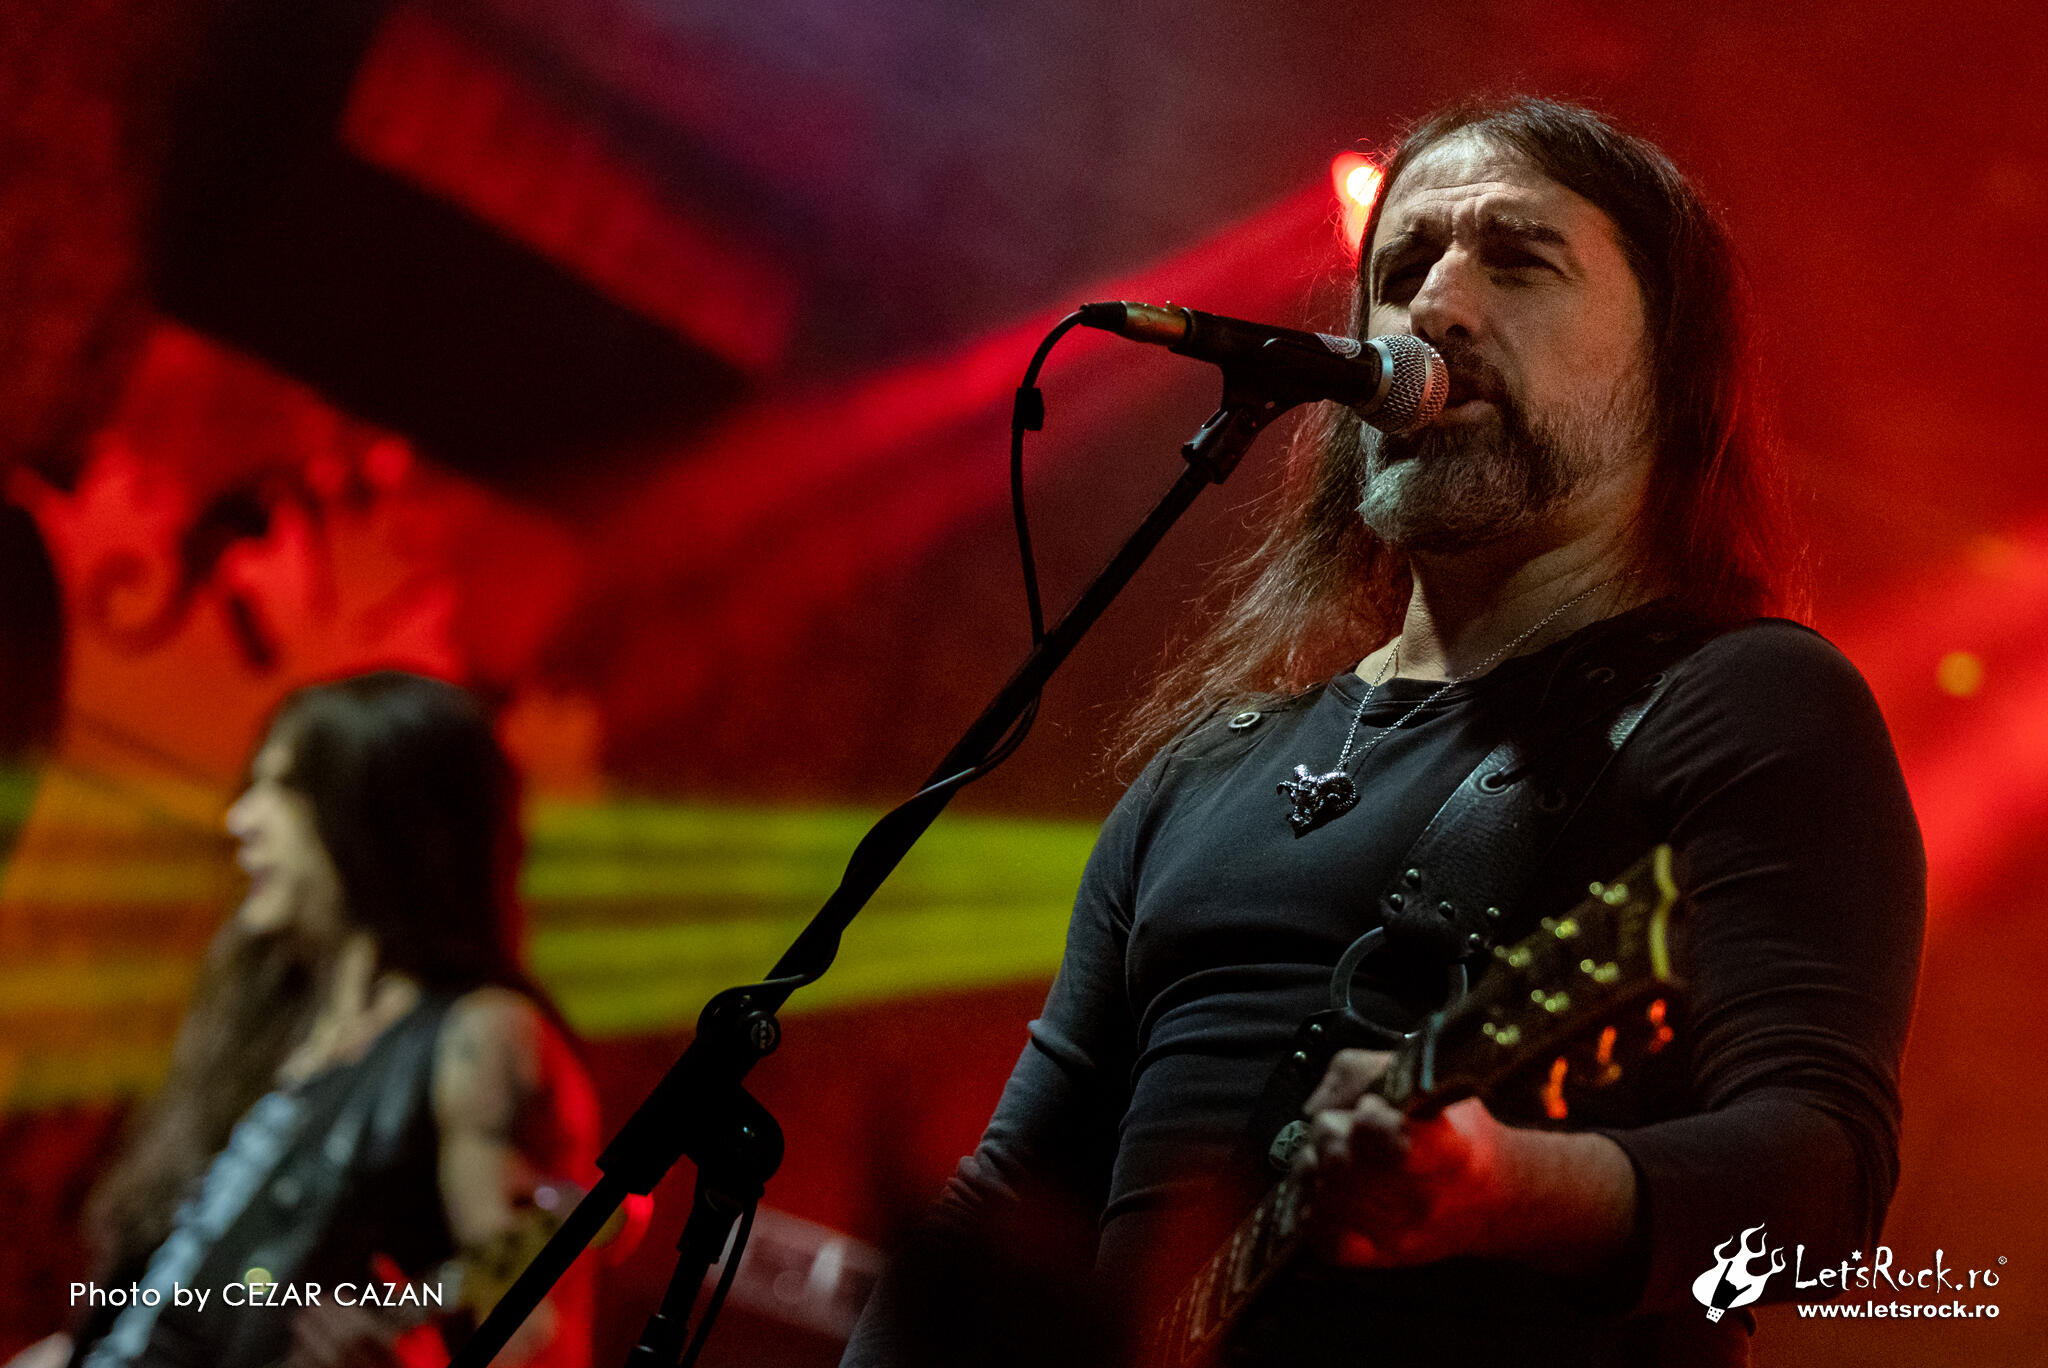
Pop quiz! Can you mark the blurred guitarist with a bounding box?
[842,98,1924,1367]
[13,673,597,1368]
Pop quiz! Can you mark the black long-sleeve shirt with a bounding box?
[845,614,1924,1367]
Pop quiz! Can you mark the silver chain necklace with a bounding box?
[1277,575,1622,837]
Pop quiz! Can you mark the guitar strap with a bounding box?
[1241,606,1719,1172]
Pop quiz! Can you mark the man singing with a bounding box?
[15,673,597,1368]
[843,97,1924,1366]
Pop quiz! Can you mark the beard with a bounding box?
[1355,341,1651,555]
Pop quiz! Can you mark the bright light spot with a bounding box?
[1330,152,1384,254]
[1937,650,1985,697]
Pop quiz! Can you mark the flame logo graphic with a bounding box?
[1691,1224,1787,1322]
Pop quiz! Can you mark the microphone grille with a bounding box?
[1368,335,1450,433]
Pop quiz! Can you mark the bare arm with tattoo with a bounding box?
[431,988,600,1368]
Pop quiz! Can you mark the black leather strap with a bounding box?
[1366,612,1710,968]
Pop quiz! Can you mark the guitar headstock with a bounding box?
[1387,845,1682,1125]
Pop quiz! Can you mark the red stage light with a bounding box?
[1331,153,1384,253]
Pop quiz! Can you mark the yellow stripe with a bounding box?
[0,1042,191,1111]
[532,898,1073,1034]
[0,957,198,1013]
[2,796,1097,1111]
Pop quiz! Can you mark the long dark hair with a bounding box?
[270,672,529,990]
[1120,97,1804,764]
[84,671,535,1276]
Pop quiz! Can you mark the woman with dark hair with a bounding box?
[15,673,596,1368]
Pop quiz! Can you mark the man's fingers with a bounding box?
[1345,1095,1408,1162]
[1306,1105,1351,1169]
[1306,1093,1409,1174]
[1302,1048,1395,1116]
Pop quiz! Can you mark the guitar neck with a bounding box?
[1148,1169,1307,1368]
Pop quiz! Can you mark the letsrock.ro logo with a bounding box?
[1693,1224,1786,1322]
[1694,1226,2011,1322]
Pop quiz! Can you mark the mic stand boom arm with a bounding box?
[448,374,1309,1368]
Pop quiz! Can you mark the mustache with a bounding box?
[1363,339,1520,467]
[1432,338,1510,408]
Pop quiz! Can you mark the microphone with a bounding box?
[1077,301,1448,432]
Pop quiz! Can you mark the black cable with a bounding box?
[837,308,1094,878]
[978,311,1084,785]
[678,1202,758,1368]
[1012,312,1086,648]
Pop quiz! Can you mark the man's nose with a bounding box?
[1405,254,1484,348]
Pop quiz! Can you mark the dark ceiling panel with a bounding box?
[149,0,755,499]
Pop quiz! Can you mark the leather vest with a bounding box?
[80,994,459,1368]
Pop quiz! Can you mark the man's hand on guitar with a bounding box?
[1298,1048,1512,1268]
[1297,1048,1640,1277]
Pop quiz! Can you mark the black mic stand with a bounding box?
[448,373,1313,1368]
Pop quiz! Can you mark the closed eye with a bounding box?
[1377,261,1429,303]
[1484,245,1555,273]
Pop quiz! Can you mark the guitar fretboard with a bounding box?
[1152,1169,1314,1368]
